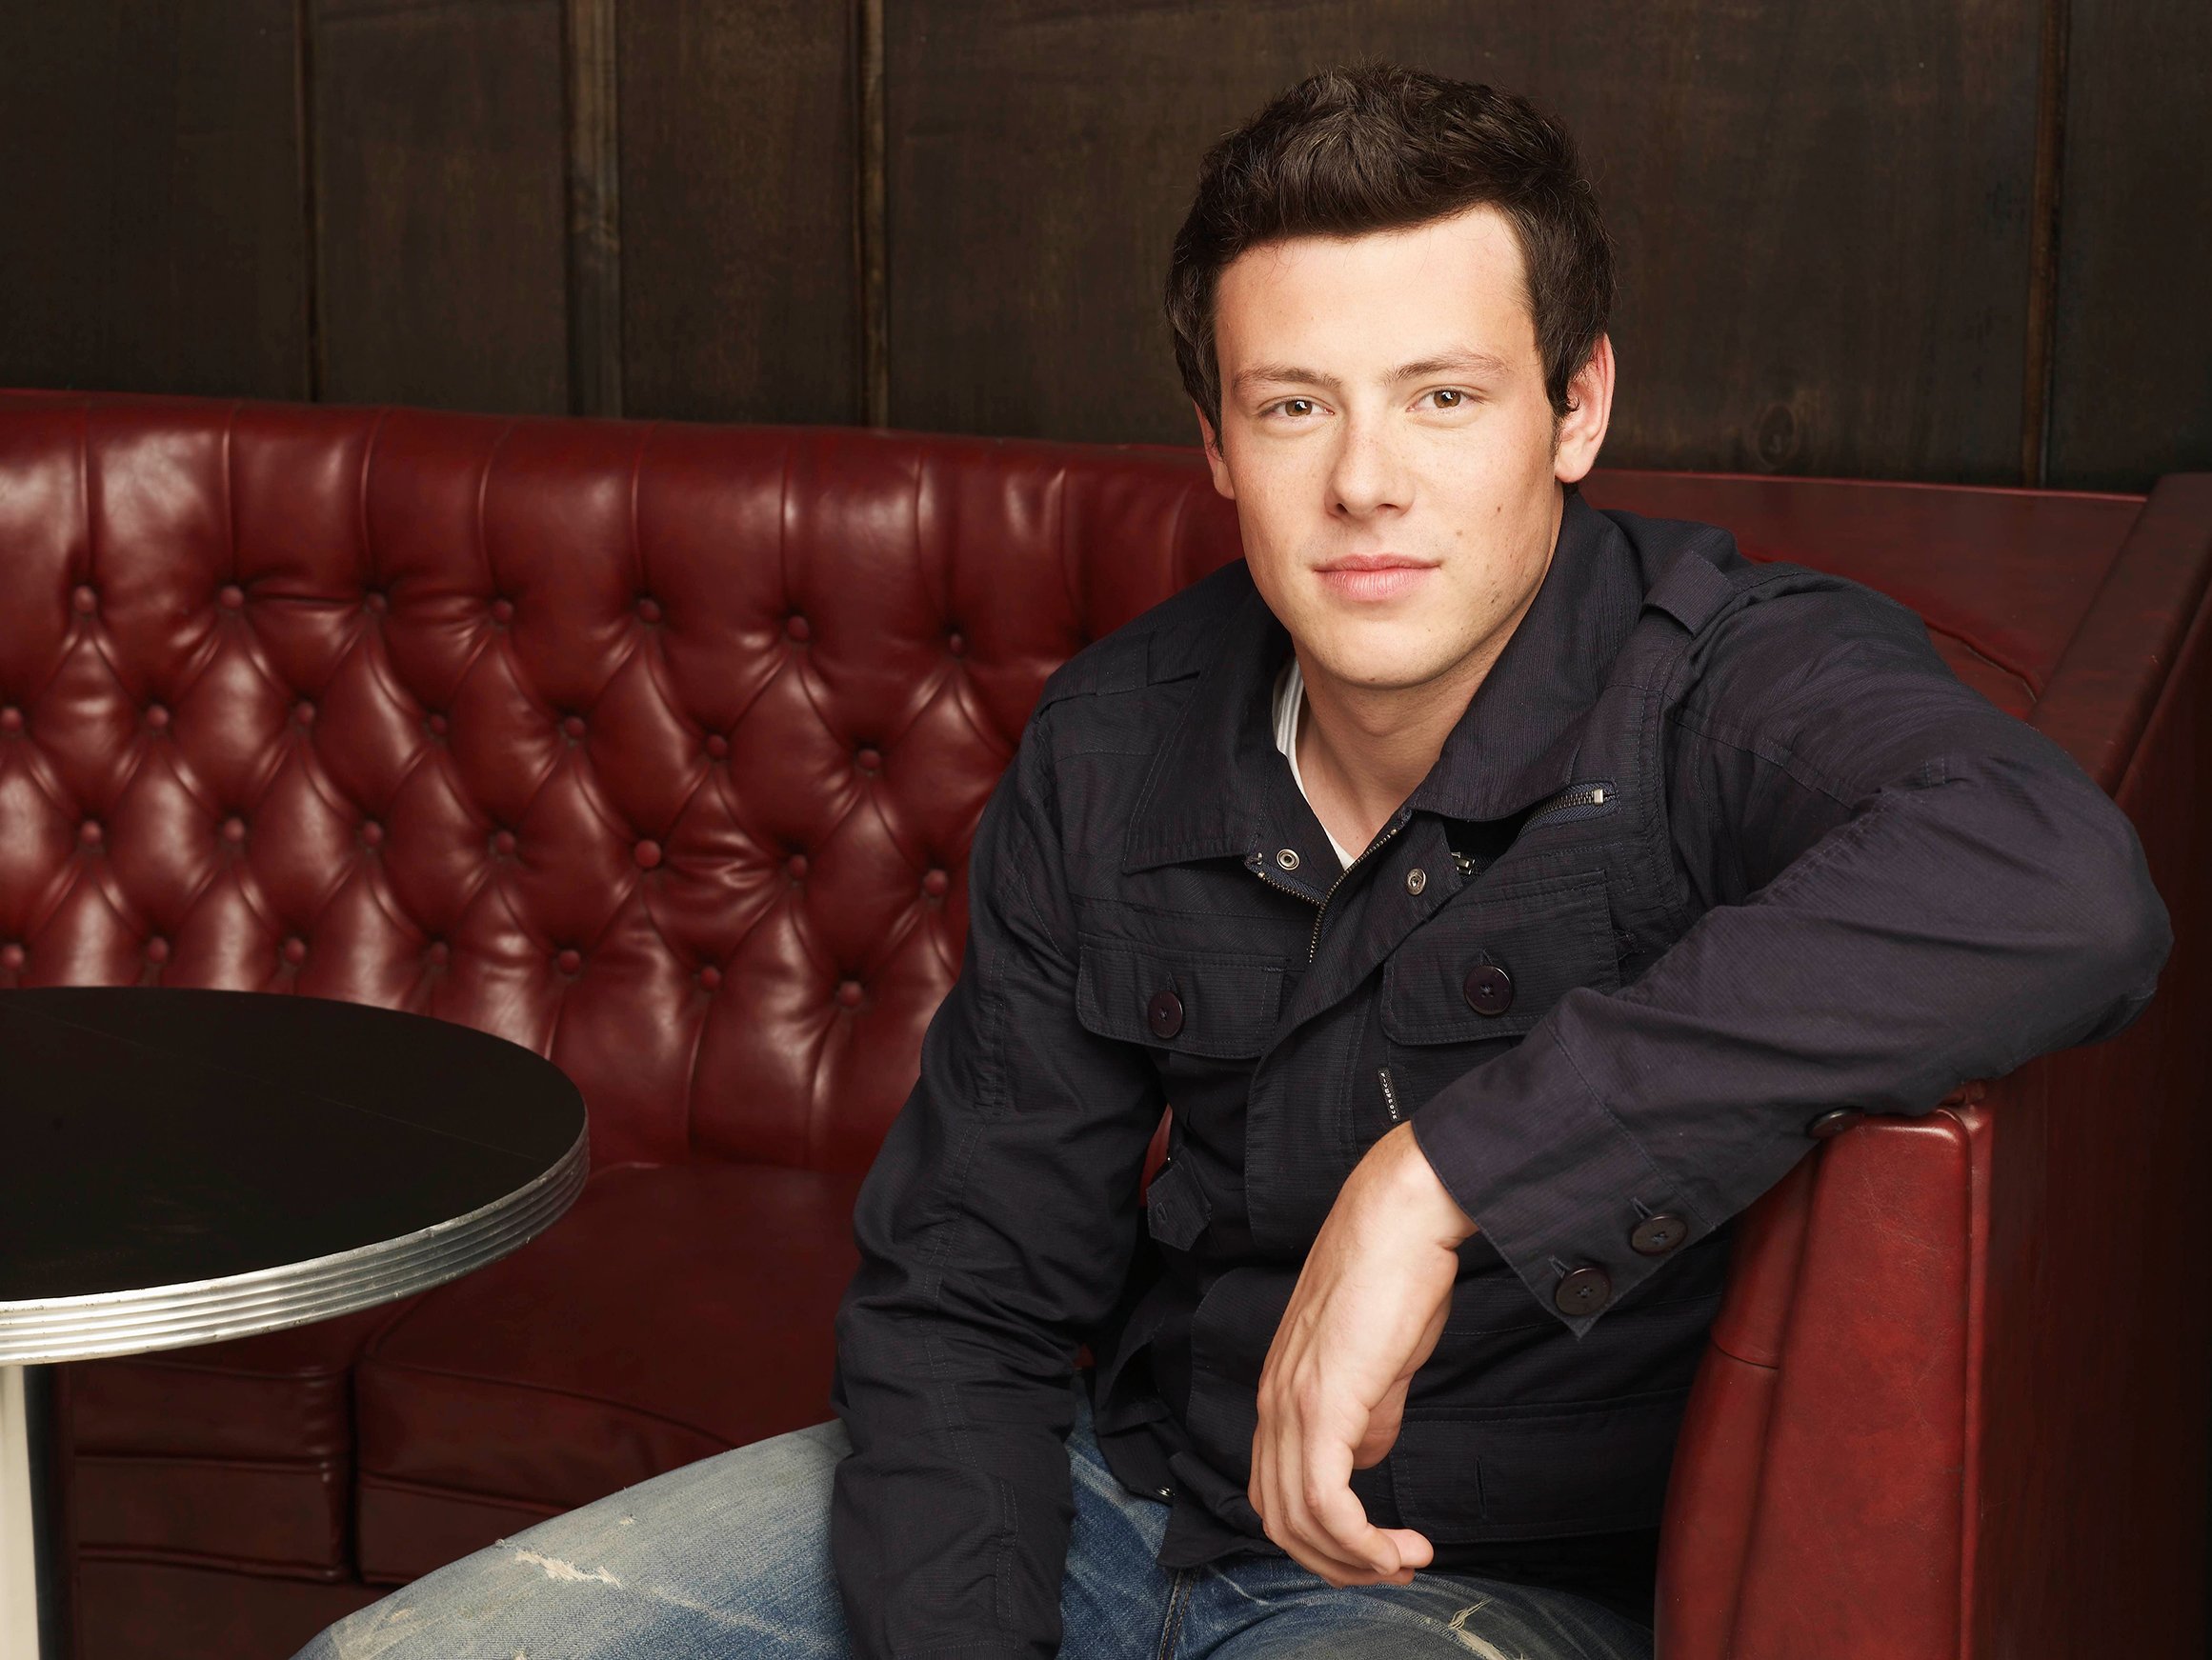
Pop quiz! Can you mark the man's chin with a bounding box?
[1301,637,1479,698]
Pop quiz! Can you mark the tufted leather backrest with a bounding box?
[0,396,1238,1171]
[0,393,2143,1174]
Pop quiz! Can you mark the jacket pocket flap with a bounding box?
[1382,870,1619,1044]
[1076,939,1283,1058]
[1143,1157,1213,1250]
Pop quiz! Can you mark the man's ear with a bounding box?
[1553,334,1616,488]
[1195,401,1236,501]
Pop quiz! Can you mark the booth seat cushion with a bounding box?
[67,1300,417,1574]
[353,1160,862,1585]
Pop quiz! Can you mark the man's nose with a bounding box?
[1327,416,1412,520]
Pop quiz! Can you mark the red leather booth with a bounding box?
[0,392,2204,1660]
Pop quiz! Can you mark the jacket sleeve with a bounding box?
[1408,579,2174,1334]
[829,705,1165,1658]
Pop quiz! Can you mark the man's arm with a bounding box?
[1409,579,2171,1327]
[1252,578,2171,1580]
[830,710,1163,1660]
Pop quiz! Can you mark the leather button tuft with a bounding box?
[705,733,729,759]
[71,585,97,615]
[294,700,315,726]
[785,614,811,643]
[426,711,449,736]
[855,746,882,773]
[144,704,169,730]
[922,868,951,898]
[1806,1108,1865,1140]
[1463,962,1515,1016]
[144,937,171,964]
[835,980,864,1009]
[490,597,514,624]
[220,816,247,845]
[492,829,517,856]
[1554,1266,1611,1316]
[561,713,586,740]
[360,820,385,848]
[77,820,102,846]
[1147,990,1184,1040]
[426,939,450,967]
[633,839,663,870]
[1404,868,1427,895]
[0,944,21,971]
[0,708,20,732]
[946,630,967,656]
[217,584,245,610]
[365,590,389,614]
[786,852,809,880]
[556,948,582,975]
[698,964,723,991]
[1630,1214,1689,1256]
[281,937,307,966]
[635,596,663,624]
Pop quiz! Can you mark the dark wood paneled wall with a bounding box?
[0,0,309,402]
[1,1,2203,490]
[2047,0,2212,491]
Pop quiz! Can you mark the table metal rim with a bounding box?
[0,1125,590,1366]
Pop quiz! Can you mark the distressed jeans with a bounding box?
[295,1388,1653,1660]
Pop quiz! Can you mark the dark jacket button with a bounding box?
[1147,990,1184,1040]
[1462,962,1515,1016]
[1806,1108,1865,1140]
[1555,1266,1611,1316]
[1630,1214,1688,1256]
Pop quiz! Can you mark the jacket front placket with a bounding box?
[1237,549,1746,1258]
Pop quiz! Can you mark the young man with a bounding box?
[301,65,2169,1660]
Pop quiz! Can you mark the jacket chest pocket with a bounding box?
[1379,870,1619,1108]
[1075,938,1284,1059]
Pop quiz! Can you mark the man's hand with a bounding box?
[1249,1121,1477,1587]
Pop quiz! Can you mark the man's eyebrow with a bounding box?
[1231,363,1343,395]
[1391,350,1510,380]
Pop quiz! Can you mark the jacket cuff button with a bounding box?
[1629,1214,1688,1256]
[1554,1265,1611,1316]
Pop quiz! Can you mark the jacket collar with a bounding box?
[1122,491,1646,872]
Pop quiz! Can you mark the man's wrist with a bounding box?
[1377,1121,1478,1246]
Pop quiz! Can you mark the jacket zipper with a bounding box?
[1250,807,1413,963]
[1451,780,1618,876]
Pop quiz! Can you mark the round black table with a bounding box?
[0,988,589,1660]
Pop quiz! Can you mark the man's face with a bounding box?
[1198,205,1612,698]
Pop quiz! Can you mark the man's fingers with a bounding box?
[1253,1409,1385,1584]
[1281,1418,1414,1584]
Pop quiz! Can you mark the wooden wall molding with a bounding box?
[856,0,889,427]
[2021,0,2072,486]
[564,0,623,418]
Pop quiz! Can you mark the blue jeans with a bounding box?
[296,1390,1652,1659]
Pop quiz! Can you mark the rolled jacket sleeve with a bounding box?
[1408,582,2175,1334]
[830,707,1164,1658]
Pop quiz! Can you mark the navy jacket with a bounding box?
[829,495,2171,1658]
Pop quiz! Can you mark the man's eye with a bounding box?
[1276,398,1317,418]
[1428,389,1466,410]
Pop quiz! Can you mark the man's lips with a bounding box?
[1312,555,1438,602]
